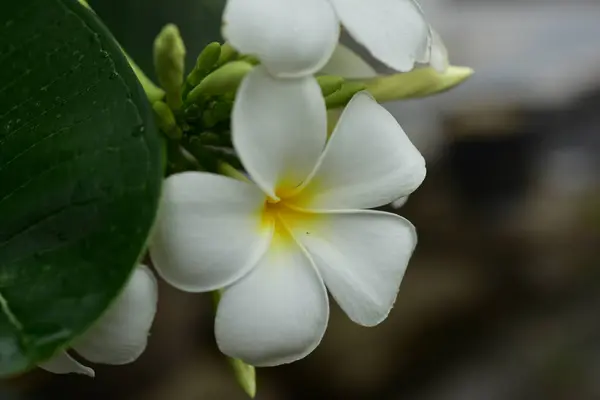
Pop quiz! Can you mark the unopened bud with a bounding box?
[317,75,344,97]
[187,42,222,87]
[217,42,238,66]
[154,24,186,110]
[187,61,253,104]
[325,82,367,109]
[364,66,473,103]
[153,101,182,140]
[230,358,256,398]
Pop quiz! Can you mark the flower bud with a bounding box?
[325,82,367,109]
[153,24,186,110]
[187,42,222,87]
[187,61,253,104]
[230,358,256,398]
[317,75,344,97]
[153,101,182,140]
[217,42,238,66]
[364,66,473,103]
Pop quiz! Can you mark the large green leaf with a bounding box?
[0,0,162,375]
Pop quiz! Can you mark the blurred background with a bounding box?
[4,0,600,398]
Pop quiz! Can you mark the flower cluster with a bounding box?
[147,0,434,366]
[41,0,469,389]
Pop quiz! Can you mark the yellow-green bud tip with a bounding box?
[230,358,256,398]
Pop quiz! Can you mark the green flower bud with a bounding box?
[237,55,260,66]
[211,290,256,398]
[217,42,238,66]
[196,131,220,145]
[187,42,222,87]
[153,101,182,140]
[325,82,367,109]
[317,75,344,97]
[364,66,474,103]
[153,24,186,110]
[230,358,256,398]
[187,61,254,104]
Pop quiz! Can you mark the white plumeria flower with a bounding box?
[222,0,432,78]
[150,66,425,366]
[38,265,158,377]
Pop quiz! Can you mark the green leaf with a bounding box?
[0,0,162,376]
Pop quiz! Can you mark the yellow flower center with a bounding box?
[260,189,319,250]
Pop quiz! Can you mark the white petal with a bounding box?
[293,92,426,210]
[222,0,339,77]
[232,67,327,198]
[391,196,409,209]
[429,29,449,73]
[149,172,271,292]
[330,0,429,72]
[287,210,417,326]
[215,234,329,366]
[71,265,158,365]
[38,351,94,377]
[318,44,377,79]
[411,0,432,64]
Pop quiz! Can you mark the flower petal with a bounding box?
[293,92,426,210]
[215,233,329,366]
[222,0,339,77]
[71,265,157,365]
[391,196,409,209]
[329,0,429,72]
[318,44,377,79]
[233,67,327,198]
[149,172,271,292]
[38,351,94,377]
[429,29,449,73]
[287,210,417,326]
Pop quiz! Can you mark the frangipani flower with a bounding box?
[222,0,432,78]
[39,265,158,376]
[150,66,425,366]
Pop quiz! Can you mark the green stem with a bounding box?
[218,162,249,182]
